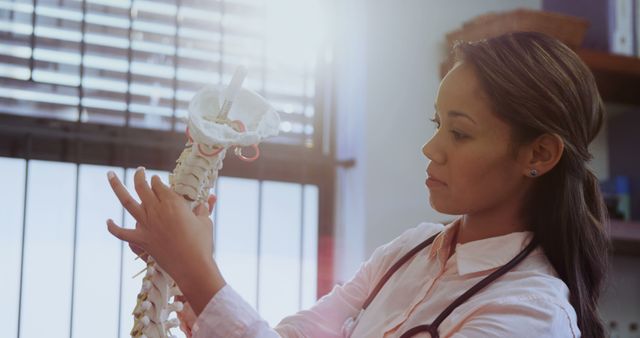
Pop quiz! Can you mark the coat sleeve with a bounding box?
[449,298,580,338]
[192,223,439,338]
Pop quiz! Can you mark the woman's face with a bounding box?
[422,62,528,215]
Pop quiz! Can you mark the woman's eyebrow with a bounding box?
[448,111,477,124]
[434,104,477,125]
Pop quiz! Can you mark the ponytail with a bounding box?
[454,32,611,338]
[528,156,609,338]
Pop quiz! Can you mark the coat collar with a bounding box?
[428,218,534,276]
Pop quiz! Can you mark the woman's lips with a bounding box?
[426,177,447,188]
[425,171,446,188]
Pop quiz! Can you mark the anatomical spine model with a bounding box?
[130,67,280,338]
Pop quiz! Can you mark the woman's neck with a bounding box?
[457,206,528,244]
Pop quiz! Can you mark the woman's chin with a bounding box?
[428,197,461,215]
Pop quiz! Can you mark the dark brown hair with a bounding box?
[453,32,610,338]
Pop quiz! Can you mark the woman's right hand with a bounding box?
[176,296,197,337]
[126,193,217,337]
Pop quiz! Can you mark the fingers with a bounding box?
[192,194,216,217]
[207,194,217,215]
[107,171,145,221]
[176,300,196,337]
[150,174,175,202]
[193,202,209,217]
[129,243,148,260]
[107,219,143,246]
[134,167,158,206]
[193,195,218,216]
[179,320,192,338]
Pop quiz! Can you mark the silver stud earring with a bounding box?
[529,169,538,177]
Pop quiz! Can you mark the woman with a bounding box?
[107,32,609,337]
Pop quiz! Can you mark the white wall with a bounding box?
[333,0,542,283]
[331,0,639,333]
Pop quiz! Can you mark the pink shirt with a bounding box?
[192,220,580,338]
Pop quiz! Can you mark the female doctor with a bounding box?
[106,32,609,338]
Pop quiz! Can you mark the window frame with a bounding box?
[0,0,337,301]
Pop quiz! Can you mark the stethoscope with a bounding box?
[357,231,538,338]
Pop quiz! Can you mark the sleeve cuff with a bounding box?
[192,284,264,338]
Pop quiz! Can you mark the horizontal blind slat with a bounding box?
[0,0,321,143]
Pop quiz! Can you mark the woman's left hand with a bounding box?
[106,167,218,291]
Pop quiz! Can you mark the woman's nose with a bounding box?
[422,135,445,164]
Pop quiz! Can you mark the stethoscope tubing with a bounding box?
[359,231,538,338]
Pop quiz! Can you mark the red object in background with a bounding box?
[317,235,334,299]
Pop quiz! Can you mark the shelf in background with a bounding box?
[610,219,640,255]
[576,49,640,106]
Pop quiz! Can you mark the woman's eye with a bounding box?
[429,118,468,140]
[451,130,468,140]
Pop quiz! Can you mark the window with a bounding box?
[0,0,328,147]
[0,0,335,336]
[0,159,320,336]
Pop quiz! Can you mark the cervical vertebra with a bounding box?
[131,67,280,338]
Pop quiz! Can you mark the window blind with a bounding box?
[0,0,325,147]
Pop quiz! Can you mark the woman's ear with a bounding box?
[522,133,564,177]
